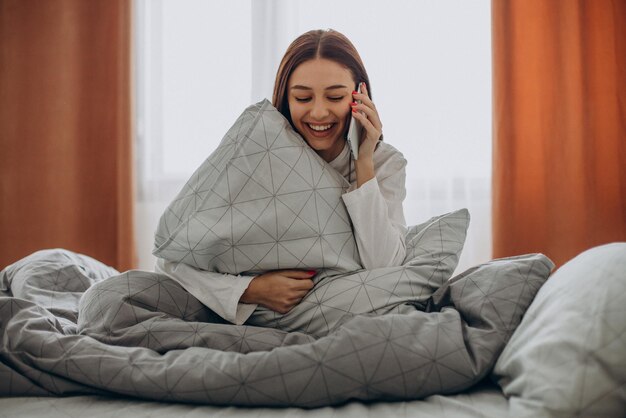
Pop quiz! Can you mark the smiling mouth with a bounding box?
[307,123,335,132]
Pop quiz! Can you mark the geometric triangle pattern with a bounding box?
[1,243,554,407]
[153,99,362,275]
[0,248,119,326]
[247,209,471,337]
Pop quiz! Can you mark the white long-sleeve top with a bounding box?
[155,141,407,325]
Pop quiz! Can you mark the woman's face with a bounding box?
[287,58,356,162]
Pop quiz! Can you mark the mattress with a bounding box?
[0,380,508,418]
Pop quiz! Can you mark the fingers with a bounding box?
[352,84,382,132]
[274,285,312,314]
[287,288,311,302]
[351,109,381,144]
[252,270,317,314]
[351,103,382,131]
[283,273,314,291]
[354,82,375,109]
[280,272,314,306]
[280,269,317,279]
[294,278,314,291]
[274,269,315,290]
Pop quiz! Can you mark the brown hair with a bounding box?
[272,29,371,127]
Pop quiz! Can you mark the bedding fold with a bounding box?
[0,248,553,406]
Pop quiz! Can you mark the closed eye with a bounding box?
[295,97,311,103]
[328,96,345,101]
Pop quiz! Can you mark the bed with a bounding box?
[0,381,507,417]
[1,101,624,417]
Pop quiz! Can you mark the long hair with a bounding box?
[272,29,371,128]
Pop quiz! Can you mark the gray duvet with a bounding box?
[0,247,552,407]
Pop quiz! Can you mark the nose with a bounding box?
[309,100,330,120]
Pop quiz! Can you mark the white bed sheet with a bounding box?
[0,381,508,418]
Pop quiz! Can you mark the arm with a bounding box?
[156,259,316,321]
[155,258,257,325]
[347,83,408,269]
[240,270,316,314]
[343,155,407,269]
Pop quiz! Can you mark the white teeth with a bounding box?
[308,123,333,131]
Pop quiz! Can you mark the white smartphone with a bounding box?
[346,83,363,160]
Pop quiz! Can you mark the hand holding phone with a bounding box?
[346,83,363,160]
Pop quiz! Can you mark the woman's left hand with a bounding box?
[351,82,382,162]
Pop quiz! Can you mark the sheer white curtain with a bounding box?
[135,0,492,273]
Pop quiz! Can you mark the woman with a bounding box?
[157,29,407,323]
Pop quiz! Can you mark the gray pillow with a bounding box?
[153,100,362,275]
[404,208,470,271]
[493,243,626,417]
[246,208,471,337]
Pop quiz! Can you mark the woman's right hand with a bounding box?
[240,270,316,314]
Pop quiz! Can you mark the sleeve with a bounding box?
[341,152,407,269]
[154,258,257,325]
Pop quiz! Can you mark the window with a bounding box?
[135,0,492,272]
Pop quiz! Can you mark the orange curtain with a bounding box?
[0,0,136,271]
[492,0,626,267]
